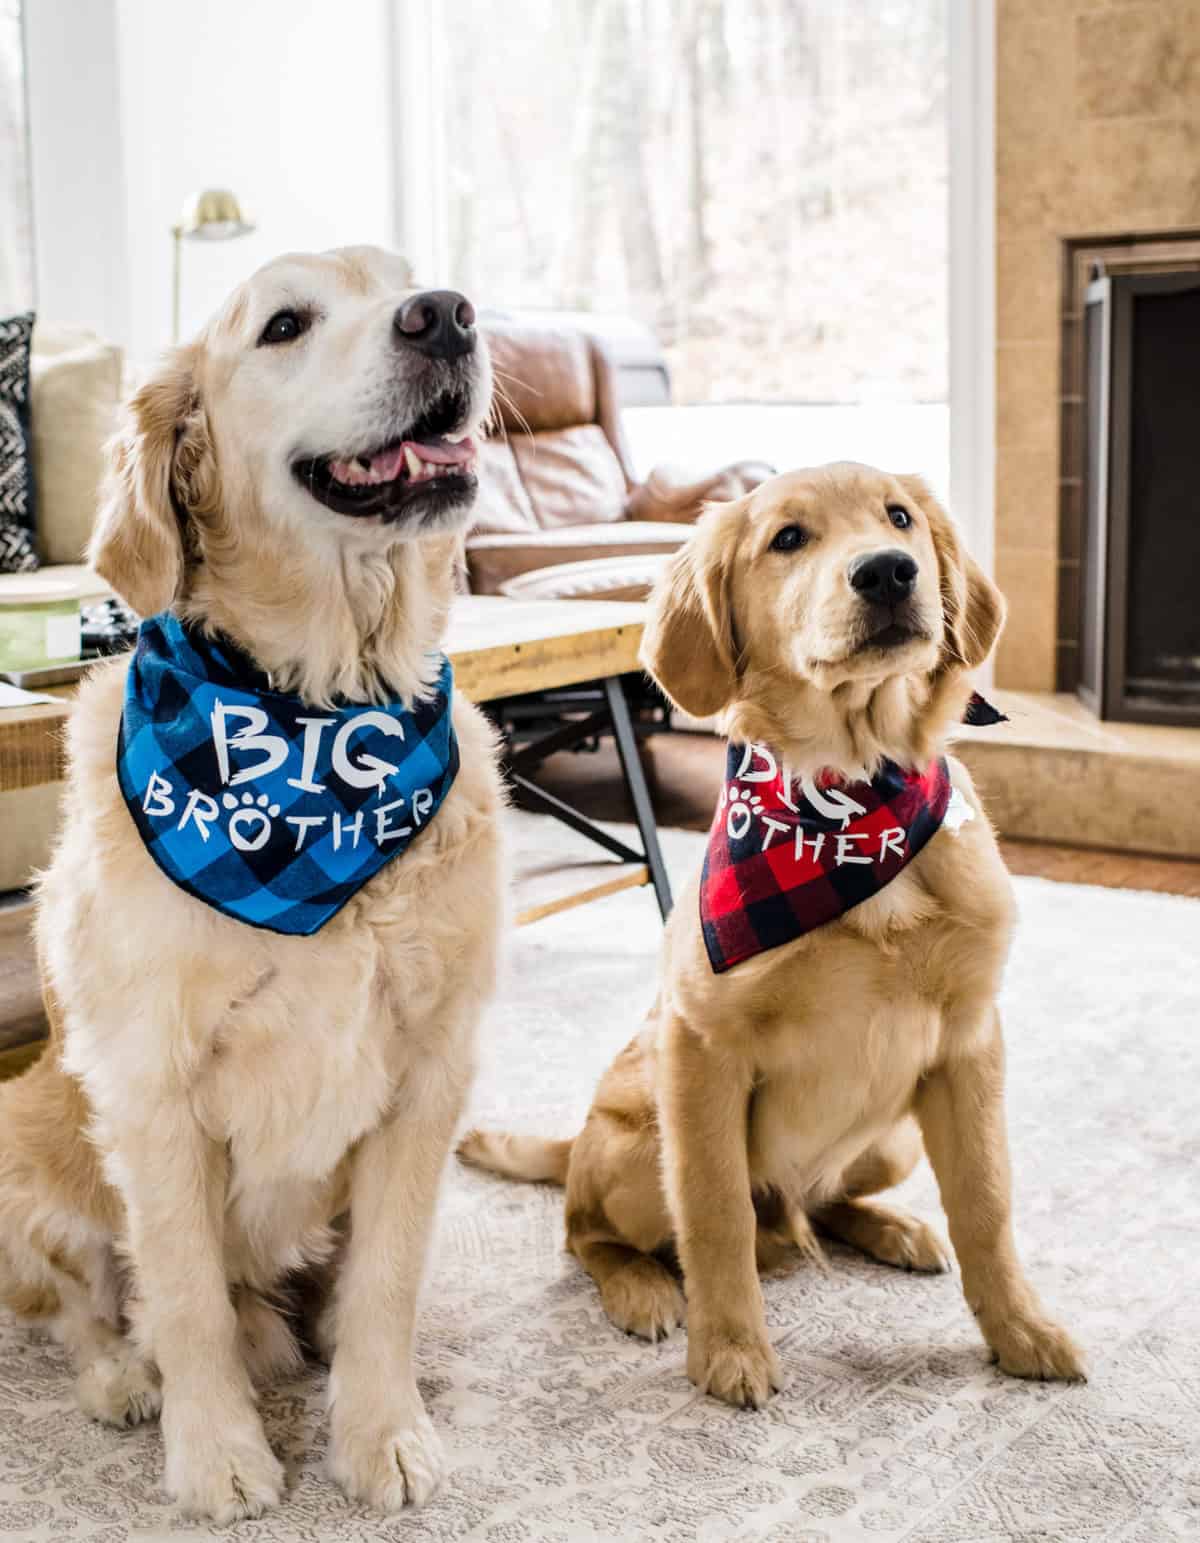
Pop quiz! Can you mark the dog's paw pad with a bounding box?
[690,1333,783,1409]
[168,1429,284,1523]
[990,1316,1088,1383]
[331,1408,445,1513]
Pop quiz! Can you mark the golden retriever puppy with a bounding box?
[0,248,504,1520]
[461,464,1085,1408]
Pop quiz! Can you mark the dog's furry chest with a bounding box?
[745,956,944,1197]
[188,838,492,1189]
[192,934,404,1186]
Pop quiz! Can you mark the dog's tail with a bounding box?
[456,1128,574,1186]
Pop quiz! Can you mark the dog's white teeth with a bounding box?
[444,429,467,444]
[403,446,423,480]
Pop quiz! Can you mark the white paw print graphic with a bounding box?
[222,790,282,852]
[726,785,764,841]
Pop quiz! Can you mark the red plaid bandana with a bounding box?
[699,693,1005,973]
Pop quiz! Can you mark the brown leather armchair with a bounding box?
[467,318,770,600]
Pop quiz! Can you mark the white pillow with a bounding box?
[30,324,123,566]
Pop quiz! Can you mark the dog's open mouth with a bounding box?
[293,390,479,522]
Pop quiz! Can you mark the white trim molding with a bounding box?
[948,0,996,576]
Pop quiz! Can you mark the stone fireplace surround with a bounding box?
[993,0,1200,695]
[973,6,1200,856]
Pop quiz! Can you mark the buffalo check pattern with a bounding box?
[699,696,1004,973]
[701,750,951,973]
[117,613,459,936]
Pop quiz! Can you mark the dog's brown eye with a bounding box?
[770,525,808,553]
[886,504,912,530]
[259,310,308,346]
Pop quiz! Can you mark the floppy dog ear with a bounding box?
[90,345,213,617]
[899,474,1006,670]
[639,500,743,717]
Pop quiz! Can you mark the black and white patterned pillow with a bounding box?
[0,312,38,572]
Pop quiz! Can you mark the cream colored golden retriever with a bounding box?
[462,464,1085,1408]
[0,247,504,1520]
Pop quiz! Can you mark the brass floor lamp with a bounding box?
[171,188,255,342]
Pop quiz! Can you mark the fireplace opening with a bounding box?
[1080,267,1200,724]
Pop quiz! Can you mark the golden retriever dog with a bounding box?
[0,247,504,1520]
[461,464,1085,1408]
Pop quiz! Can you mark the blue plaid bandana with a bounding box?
[116,613,459,935]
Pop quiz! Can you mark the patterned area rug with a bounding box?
[2,825,1198,1542]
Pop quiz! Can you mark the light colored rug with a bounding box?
[2,825,1199,1542]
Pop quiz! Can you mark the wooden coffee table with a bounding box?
[0,594,672,923]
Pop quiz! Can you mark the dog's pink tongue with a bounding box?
[408,437,475,467]
[327,436,476,487]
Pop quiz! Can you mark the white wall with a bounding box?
[27,0,396,362]
[25,0,132,344]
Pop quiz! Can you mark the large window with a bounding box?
[437,0,947,411]
[0,0,33,312]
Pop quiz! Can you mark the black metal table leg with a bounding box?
[603,675,673,918]
[508,774,645,865]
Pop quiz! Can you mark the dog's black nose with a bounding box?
[849,549,919,606]
[393,290,476,360]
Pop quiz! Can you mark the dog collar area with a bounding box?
[116,612,460,935]
[699,693,1004,972]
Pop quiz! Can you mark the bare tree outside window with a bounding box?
[0,0,34,312]
[441,0,947,407]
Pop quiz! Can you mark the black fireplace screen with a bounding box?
[1081,270,1200,724]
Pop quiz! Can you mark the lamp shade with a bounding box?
[175,188,255,241]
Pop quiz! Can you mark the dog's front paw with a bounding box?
[986,1313,1087,1382]
[687,1326,783,1408]
[330,1406,446,1512]
[165,1416,283,1523]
